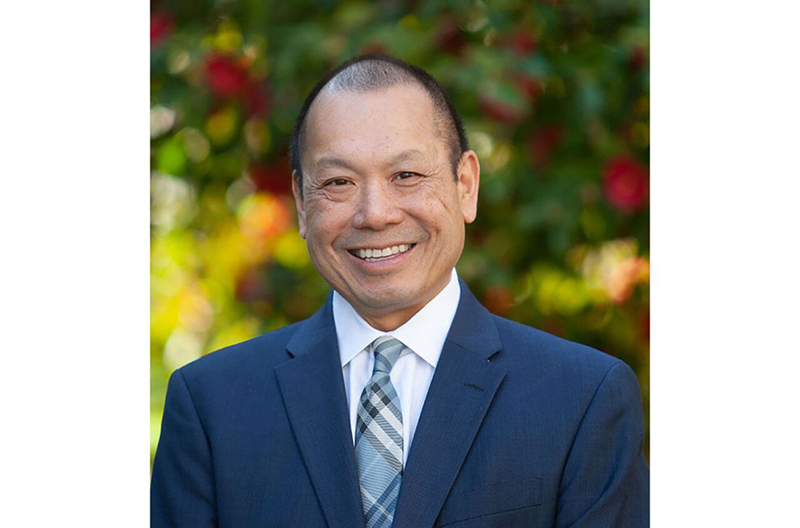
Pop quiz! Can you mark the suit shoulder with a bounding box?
[490,314,623,375]
[177,320,303,382]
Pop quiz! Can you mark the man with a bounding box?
[151,54,649,527]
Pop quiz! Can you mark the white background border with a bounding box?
[3,1,799,525]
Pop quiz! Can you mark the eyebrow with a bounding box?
[387,149,427,165]
[314,149,428,174]
[315,156,358,172]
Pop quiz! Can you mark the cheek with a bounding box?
[418,189,462,231]
[424,179,460,211]
[305,203,349,246]
[423,196,465,256]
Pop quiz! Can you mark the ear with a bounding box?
[291,171,307,239]
[456,150,480,224]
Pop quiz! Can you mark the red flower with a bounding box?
[639,311,650,342]
[479,96,523,123]
[248,159,292,197]
[436,15,466,56]
[483,285,514,316]
[244,81,270,117]
[629,46,647,72]
[204,53,250,97]
[603,156,649,213]
[150,11,173,48]
[360,42,387,55]
[527,125,563,169]
[513,73,544,103]
[235,267,268,303]
[507,30,537,56]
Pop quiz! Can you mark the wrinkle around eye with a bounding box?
[306,178,355,202]
[393,171,425,185]
[325,178,352,187]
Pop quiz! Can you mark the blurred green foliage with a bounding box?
[151,0,649,463]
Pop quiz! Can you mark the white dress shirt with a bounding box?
[333,268,461,466]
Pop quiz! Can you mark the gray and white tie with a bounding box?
[356,336,405,528]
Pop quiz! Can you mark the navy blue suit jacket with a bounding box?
[151,281,649,527]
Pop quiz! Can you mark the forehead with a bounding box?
[302,84,445,169]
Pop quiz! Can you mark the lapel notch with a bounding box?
[275,297,366,528]
[392,282,507,527]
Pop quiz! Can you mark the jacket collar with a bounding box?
[277,280,506,528]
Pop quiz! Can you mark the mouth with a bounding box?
[348,243,416,262]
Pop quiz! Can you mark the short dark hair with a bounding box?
[289,54,469,194]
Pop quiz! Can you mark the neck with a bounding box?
[359,306,423,332]
[335,267,458,332]
[350,274,454,332]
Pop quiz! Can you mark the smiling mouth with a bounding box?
[349,243,415,262]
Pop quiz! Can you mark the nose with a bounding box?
[352,181,404,230]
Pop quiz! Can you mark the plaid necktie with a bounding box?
[356,336,405,528]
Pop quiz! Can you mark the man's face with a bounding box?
[293,84,480,329]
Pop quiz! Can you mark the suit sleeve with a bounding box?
[555,361,650,527]
[151,368,218,528]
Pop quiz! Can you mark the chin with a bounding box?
[355,288,417,313]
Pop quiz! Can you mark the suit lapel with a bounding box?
[392,281,507,528]
[274,297,366,528]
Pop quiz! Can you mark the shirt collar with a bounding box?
[333,268,461,369]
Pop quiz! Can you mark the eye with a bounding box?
[325,178,351,187]
[395,171,421,182]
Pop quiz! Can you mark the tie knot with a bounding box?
[370,336,404,374]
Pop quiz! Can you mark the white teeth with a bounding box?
[354,244,413,260]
